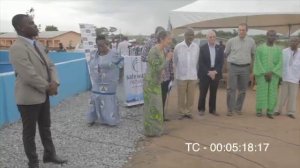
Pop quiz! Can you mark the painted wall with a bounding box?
[0,51,91,127]
[0,51,84,73]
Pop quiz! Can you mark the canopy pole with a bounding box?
[288,24,291,38]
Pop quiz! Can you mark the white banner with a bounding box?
[79,23,97,89]
[124,56,146,106]
[79,24,97,63]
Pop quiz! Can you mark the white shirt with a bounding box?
[19,36,34,46]
[173,40,200,80]
[19,36,43,52]
[282,47,300,84]
[117,40,130,56]
[111,42,117,52]
[208,43,216,67]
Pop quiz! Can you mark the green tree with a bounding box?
[253,35,266,45]
[215,30,237,39]
[195,31,205,38]
[233,29,238,36]
[109,27,117,34]
[96,27,118,37]
[26,7,34,19]
[45,25,58,31]
[96,27,109,36]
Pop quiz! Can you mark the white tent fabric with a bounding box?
[170,0,300,36]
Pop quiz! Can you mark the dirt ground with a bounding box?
[124,85,300,168]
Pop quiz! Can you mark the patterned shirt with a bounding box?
[142,37,174,81]
[141,38,157,62]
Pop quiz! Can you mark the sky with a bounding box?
[0,0,195,35]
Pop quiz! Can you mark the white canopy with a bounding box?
[170,0,300,36]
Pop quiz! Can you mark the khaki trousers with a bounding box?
[275,81,299,115]
[177,80,198,115]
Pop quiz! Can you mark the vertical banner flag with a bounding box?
[79,24,97,63]
[167,16,173,31]
[79,23,97,86]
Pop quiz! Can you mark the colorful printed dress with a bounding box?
[253,43,282,114]
[87,50,124,126]
[143,46,169,136]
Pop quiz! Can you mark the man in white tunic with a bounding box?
[173,28,199,119]
[274,37,300,119]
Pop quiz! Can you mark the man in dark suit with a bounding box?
[197,30,224,116]
[9,14,67,168]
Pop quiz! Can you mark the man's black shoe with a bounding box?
[185,114,193,119]
[287,114,295,119]
[274,112,281,116]
[210,112,219,116]
[267,113,274,119]
[43,155,67,164]
[28,162,39,168]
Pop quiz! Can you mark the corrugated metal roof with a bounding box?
[0,31,80,39]
[0,32,17,38]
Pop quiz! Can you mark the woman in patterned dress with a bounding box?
[143,30,173,136]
